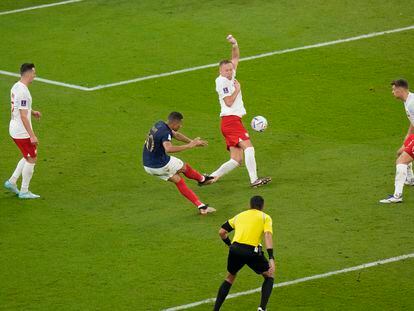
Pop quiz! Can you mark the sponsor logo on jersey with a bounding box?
[21,100,27,107]
[223,87,229,94]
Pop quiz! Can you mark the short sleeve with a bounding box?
[407,101,414,125]
[263,215,273,234]
[160,131,172,143]
[228,216,236,229]
[14,90,29,110]
[216,78,232,100]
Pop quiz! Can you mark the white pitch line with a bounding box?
[89,24,414,91]
[163,252,414,311]
[0,0,84,16]
[0,70,90,91]
[1,24,414,91]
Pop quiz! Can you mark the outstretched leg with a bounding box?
[211,147,242,180]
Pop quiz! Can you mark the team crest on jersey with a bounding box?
[21,100,27,107]
[223,87,229,94]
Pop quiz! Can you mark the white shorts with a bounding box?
[144,156,184,181]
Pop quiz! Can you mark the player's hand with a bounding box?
[190,139,208,148]
[268,259,275,275]
[226,34,237,45]
[30,135,39,145]
[234,79,241,92]
[32,111,41,120]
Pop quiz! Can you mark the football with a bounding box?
[251,116,268,132]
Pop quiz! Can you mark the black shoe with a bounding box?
[198,175,215,186]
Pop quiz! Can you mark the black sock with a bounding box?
[214,280,232,311]
[260,277,274,310]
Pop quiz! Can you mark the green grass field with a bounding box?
[1,1,414,310]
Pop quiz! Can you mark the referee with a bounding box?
[214,195,275,311]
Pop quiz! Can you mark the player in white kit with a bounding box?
[380,79,414,203]
[4,63,41,199]
[210,35,271,187]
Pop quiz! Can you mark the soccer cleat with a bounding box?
[379,195,402,204]
[198,175,215,187]
[4,180,19,195]
[405,178,414,186]
[258,308,266,311]
[251,177,272,188]
[198,204,216,215]
[18,191,40,199]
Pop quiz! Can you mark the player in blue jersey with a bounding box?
[143,112,216,214]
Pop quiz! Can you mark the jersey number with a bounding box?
[145,134,155,152]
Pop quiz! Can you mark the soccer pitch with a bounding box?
[1,0,414,310]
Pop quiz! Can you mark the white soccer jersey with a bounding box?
[215,71,246,118]
[405,92,414,126]
[9,81,32,139]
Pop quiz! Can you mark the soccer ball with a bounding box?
[251,116,268,132]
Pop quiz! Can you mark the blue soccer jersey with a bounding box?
[143,121,173,168]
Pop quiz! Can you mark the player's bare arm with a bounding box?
[172,130,193,143]
[20,109,38,145]
[227,34,239,70]
[223,80,241,107]
[162,139,207,153]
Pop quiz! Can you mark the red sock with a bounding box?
[183,164,204,182]
[175,178,203,207]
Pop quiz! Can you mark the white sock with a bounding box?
[407,163,414,181]
[244,147,258,183]
[211,159,239,177]
[394,163,408,198]
[9,158,26,184]
[21,161,35,193]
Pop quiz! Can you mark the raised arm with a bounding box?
[227,35,240,70]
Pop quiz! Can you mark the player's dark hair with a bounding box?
[250,195,264,210]
[168,111,183,122]
[20,63,35,75]
[391,79,409,89]
[219,59,233,67]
